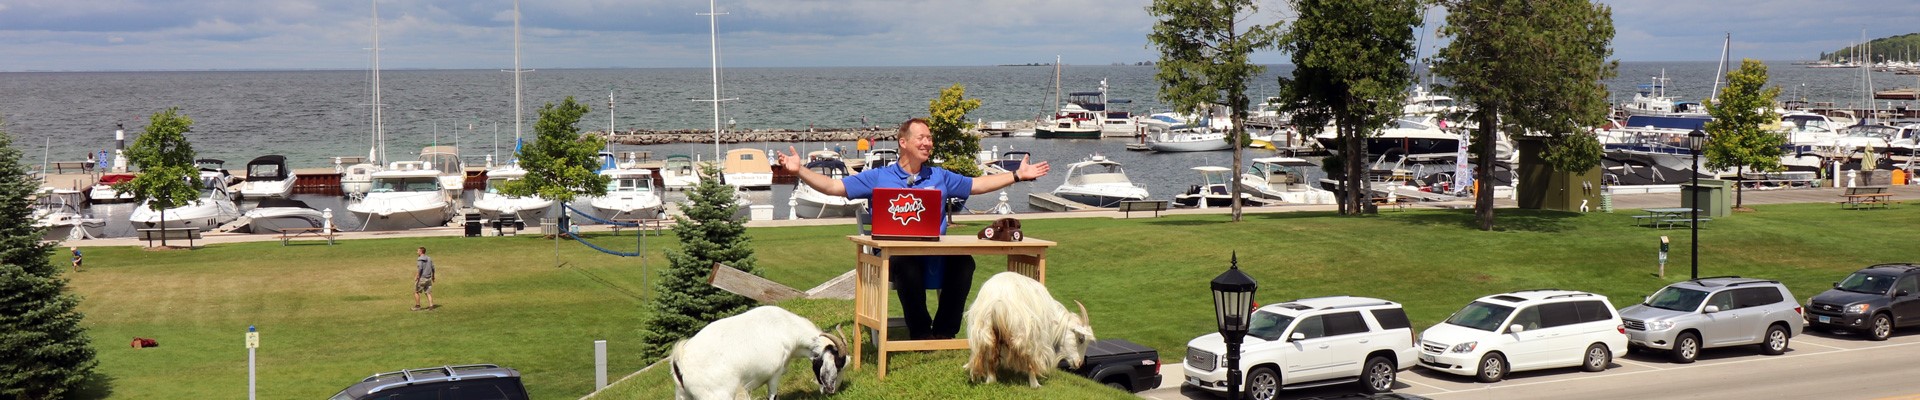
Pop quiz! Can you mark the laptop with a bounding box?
[869,187,944,241]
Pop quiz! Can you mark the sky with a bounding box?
[1,0,1917,71]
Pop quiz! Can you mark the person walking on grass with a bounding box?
[413,246,435,311]
[70,246,82,273]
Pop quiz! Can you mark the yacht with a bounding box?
[861,148,899,172]
[1146,129,1233,152]
[348,161,454,231]
[721,148,773,189]
[1240,157,1336,204]
[661,154,702,190]
[89,173,136,203]
[339,161,380,196]
[1779,111,1845,149]
[242,198,326,234]
[584,167,665,221]
[1403,85,1461,117]
[472,165,554,226]
[1034,101,1105,139]
[129,169,243,231]
[420,146,465,193]
[792,157,866,219]
[1051,155,1150,208]
[982,150,1032,175]
[1620,74,1707,117]
[1314,115,1464,157]
[237,155,297,199]
[34,188,104,241]
[1173,166,1251,208]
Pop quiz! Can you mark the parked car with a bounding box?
[1418,290,1626,382]
[1064,338,1162,393]
[1806,263,1920,341]
[329,364,530,400]
[1618,276,1803,363]
[1184,296,1417,400]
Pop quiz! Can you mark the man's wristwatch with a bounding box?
[1013,172,1027,182]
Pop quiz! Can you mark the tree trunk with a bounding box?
[1346,123,1366,215]
[1475,111,1497,231]
[1735,166,1745,209]
[1230,105,1246,222]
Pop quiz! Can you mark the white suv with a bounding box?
[1418,290,1627,382]
[1184,296,1417,399]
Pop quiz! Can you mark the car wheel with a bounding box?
[1870,314,1894,341]
[1669,332,1699,364]
[1104,381,1128,392]
[1475,353,1506,383]
[1581,343,1611,372]
[1761,324,1790,355]
[1245,366,1279,400]
[1359,356,1396,393]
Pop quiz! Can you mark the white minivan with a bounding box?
[1417,290,1628,382]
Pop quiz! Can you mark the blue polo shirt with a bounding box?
[844,163,972,235]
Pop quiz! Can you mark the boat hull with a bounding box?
[794,197,865,219]
[1148,139,1233,152]
[129,201,240,232]
[473,197,556,225]
[350,207,451,231]
[246,213,324,234]
[1034,127,1103,139]
[1054,192,1146,208]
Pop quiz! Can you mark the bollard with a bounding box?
[594,340,608,390]
[1658,236,1670,279]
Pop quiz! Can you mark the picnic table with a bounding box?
[1633,207,1709,229]
[276,227,337,245]
[1842,186,1893,210]
[610,218,672,236]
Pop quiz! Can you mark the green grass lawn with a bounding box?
[60,203,1919,399]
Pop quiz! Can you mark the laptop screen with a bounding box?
[870,187,944,240]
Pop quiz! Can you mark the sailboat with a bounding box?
[1035,56,1104,139]
[340,0,386,196]
[473,0,554,225]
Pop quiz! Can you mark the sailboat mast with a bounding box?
[371,0,384,165]
[1711,33,1729,100]
[1053,55,1062,117]
[699,0,732,163]
[514,0,523,150]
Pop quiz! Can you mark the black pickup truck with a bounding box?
[1065,339,1163,393]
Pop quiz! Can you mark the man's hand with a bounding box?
[1014,156,1050,181]
[774,145,804,174]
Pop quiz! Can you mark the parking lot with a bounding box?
[1142,326,1920,400]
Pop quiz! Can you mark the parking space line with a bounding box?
[1613,359,1665,370]
[1399,377,1455,393]
[1424,340,1920,397]
[1796,340,1845,350]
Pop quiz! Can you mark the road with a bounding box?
[1141,326,1920,400]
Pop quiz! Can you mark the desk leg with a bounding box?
[1008,253,1047,285]
[851,247,893,379]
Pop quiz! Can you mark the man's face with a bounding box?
[898,123,934,164]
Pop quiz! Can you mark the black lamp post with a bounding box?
[1687,128,1707,280]
[1211,252,1258,400]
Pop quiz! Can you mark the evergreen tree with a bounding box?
[120,108,200,247]
[500,97,609,203]
[1703,59,1785,210]
[1147,0,1282,222]
[928,84,984,177]
[637,163,758,359]
[1277,0,1423,215]
[0,125,98,399]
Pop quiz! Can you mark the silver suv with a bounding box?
[1618,277,1804,363]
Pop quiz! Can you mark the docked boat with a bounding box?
[420,146,465,193]
[1034,102,1105,139]
[1314,114,1465,157]
[661,154,702,190]
[861,148,899,172]
[584,168,665,221]
[721,148,773,189]
[129,170,243,231]
[242,198,326,234]
[343,1,388,196]
[1147,129,1233,152]
[1173,166,1252,208]
[90,173,136,203]
[1240,157,1336,204]
[34,188,104,241]
[472,165,554,226]
[1402,85,1461,117]
[1619,74,1707,118]
[1051,155,1150,208]
[792,157,866,219]
[340,161,380,196]
[347,162,454,231]
[237,155,297,199]
[982,150,1033,175]
[1598,115,1733,184]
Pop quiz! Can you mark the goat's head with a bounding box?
[810,325,850,394]
[1055,300,1097,369]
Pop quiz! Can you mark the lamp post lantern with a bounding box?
[1211,252,1258,400]
[1687,128,1707,280]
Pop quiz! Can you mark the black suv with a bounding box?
[329,364,531,400]
[1806,264,1920,341]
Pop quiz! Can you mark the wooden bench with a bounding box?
[276,227,338,246]
[136,227,202,248]
[50,161,92,174]
[1371,196,1412,211]
[1117,200,1169,218]
[1842,186,1893,209]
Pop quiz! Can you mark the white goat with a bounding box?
[964,271,1095,387]
[670,306,848,400]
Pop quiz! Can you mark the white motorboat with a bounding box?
[861,148,898,172]
[237,155,297,199]
[1051,155,1150,208]
[1173,166,1252,208]
[1779,112,1844,147]
[129,170,243,231]
[348,162,454,231]
[1147,129,1233,152]
[721,148,773,189]
[1241,157,1336,204]
[1403,85,1461,117]
[1314,115,1465,157]
[34,188,104,241]
[661,154,702,190]
[242,198,326,234]
[472,165,555,225]
[1620,73,1707,118]
[792,157,866,219]
[90,173,136,203]
[420,146,466,193]
[982,150,1032,175]
[585,168,665,221]
[340,161,379,196]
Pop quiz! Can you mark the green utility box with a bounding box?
[1681,179,1731,218]
[1515,138,1604,212]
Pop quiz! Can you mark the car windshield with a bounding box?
[1837,272,1896,295]
[1444,301,1515,332]
[1645,287,1709,311]
[1246,311,1295,341]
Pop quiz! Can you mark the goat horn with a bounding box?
[1075,300,1090,325]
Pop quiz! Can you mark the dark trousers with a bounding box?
[891,255,977,338]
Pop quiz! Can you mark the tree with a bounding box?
[0,124,98,399]
[1147,0,1282,222]
[636,163,758,359]
[928,84,984,177]
[500,96,609,204]
[1277,0,1423,215]
[1430,0,1617,230]
[1703,59,1785,210]
[120,108,201,246]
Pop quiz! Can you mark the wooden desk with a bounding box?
[847,235,1056,380]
